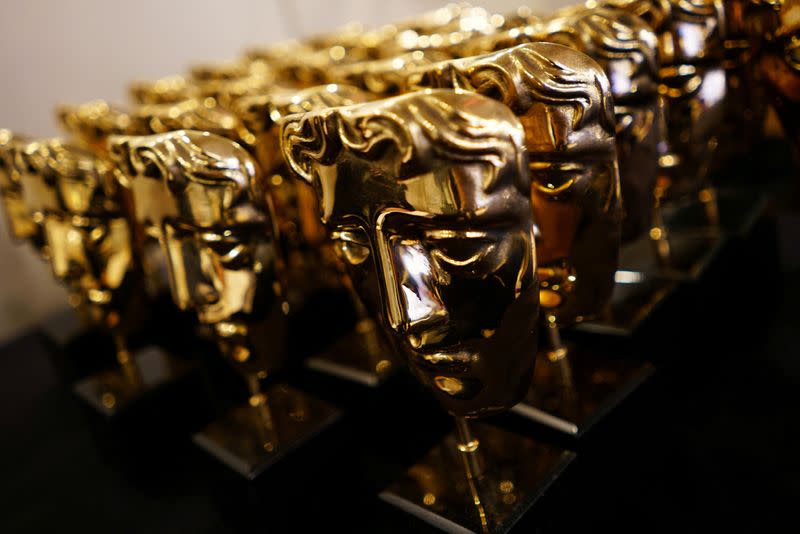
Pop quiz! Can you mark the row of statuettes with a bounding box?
[0,1,797,422]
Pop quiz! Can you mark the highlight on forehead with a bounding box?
[602,0,673,30]
[16,139,95,179]
[545,8,658,70]
[109,130,255,196]
[233,83,370,135]
[672,0,721,20]
[280,89,529,194]
[409,43,617,136]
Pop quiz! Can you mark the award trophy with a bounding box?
[405,42,652,436]
[130,78,395,387]
[234,84,398,387]
[601,0,751,258]
[0,132,85,349]
[446,6,681,335]
[0,131,42,248]
[717,0,772,171]
[109,130,340,479]
[282,89,573,533]
[532,7,682,334]
[6,137,188,415]
[758,0,800,165]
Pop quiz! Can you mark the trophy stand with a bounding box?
[512,316,654,436]
[192,370,341,480]
[618,188,725,282]
[305,284,396,387]
[380,417,574,533]
[576,179,718,337]
[73,324,194,417]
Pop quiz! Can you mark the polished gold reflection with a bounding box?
[233,83,373,309]
[531,8,664,243]
[4,136,144,384]
[0,130,40,243]
[758,0,800,161]
[408,43,622,334]
[606,0,727,205]
[109,130,287,382]
[282,89,539,418]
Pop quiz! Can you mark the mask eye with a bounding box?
[332,228,371,265]
[424,230,496,268]
[529,161,584,196]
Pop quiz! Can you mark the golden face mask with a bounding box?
[281,89,539,418]
[0,130,39,243]
[465,8,661,243]
[10,138,138,323]
[109,130,286,373]
[232,84,374,301]
[607,0,727,198]
[408,43,622,327]
[758,0,800,156]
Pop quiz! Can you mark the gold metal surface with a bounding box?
[757,0,800,160]
[108,130,285,375]
[9,138,140,324]
[607,0,728,206]
[281,89,539,418]
[0,133,152,405]
[0,130,40,243]
[407,43,622,333]
[532,7,664,243]
[110,129,342,476]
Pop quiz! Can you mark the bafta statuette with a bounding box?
[234,83,398,386]
[757,0,800,163]
[109,130,339,479]
[0,1,792,530]
[3,136,185,414]
[282,89,572,532]
[0,131,40,245]
[405,42,656,436]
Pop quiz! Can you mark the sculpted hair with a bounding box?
[409,43,617,137]
[601,0,672,31]
[280,89,529,193]
[234,84,370,135]
[543,8,659,76]
[672,0,720,20]
[108,130,261,223]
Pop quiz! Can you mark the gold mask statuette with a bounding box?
[281,89,539,419]
[532,7,664,243]
[408,43,622,344]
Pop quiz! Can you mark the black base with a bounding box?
[305,320,396,387]
[192,383,341,480]
[511,343,654,437]
[72,346,193,417]
[379,422,574,533]
[575,272,679,337]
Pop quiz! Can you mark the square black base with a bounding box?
[72,345,193,417]
[575,273,679,337]
[192,383,341,480]
[305,320,396,387]
[663,186,771,238]
[511,343,654,437]
[619,232,724,281]
[379,422,574,533]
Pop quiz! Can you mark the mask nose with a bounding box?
[377,237,450,347]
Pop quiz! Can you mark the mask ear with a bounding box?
[279,110,343,185]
